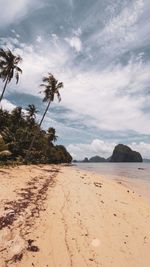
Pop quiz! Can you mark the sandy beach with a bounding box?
[0,165,150,267]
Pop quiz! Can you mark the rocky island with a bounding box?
[79,144,143,163]
[110,144,143,162]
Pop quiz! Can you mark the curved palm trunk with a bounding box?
[25,100,51,163]
[0,76,9,103]
[39,100,51,127]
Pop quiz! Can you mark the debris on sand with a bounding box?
[27,239,39,252]
[94,182,103,188]
[6,250,24,265]
[0,168,59,265]
[0,212,15,230]
[0,174,56,230]
[10,253,23,263]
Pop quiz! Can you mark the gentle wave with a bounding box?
[76,163,150,201]
[76,163,150,181]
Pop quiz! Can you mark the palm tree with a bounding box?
[0,48,22,102]
[25,73,63,162]
[47,127,58,143]
[26,104,38,123]
[38,73,63,127]
[11,106,24,132]
[26,104,38,118]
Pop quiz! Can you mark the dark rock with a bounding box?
[110,144,143,162]
[89,155,106,162]
[82,157,89,162]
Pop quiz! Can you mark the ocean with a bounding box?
[76,163,150,181]
[76,163,150,201]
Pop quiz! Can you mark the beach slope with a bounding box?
[0,165,150,267]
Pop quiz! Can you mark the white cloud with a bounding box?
[1,0,150,150]
[0,99,29,118]
[67,139,150,160]
[67,139,116,160]
[131,142,150,159]
[36,35,42,43]
[89,0,145,57]
[73,28,82,37]
[61,57,150,135]
[65,36,82,52]
[0,37,70,97]
[106,0,144,34]
[0,0,45,28]
[0,99,16,111]
[1,36,150,138]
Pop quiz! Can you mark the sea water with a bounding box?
[76,163,150,201]
[76,163,150,181]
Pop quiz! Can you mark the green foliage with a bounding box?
[0,48,22,102]
[0,48,72,165]
[40,73,63,103]
[47,127,57,142]
[0,134,8,152]
[25,73,64,161]
[0,106,72,164]
[0,134,12,160]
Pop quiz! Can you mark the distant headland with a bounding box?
[74,144,143,163]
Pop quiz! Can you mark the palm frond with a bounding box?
[41,73,63,103]
[8,68,14,82]
[57,82,64,89]
[56,91,61,102]
[15,55,22,64]
[0,48,7,59]
[15,71,19,84]
[0,48,22,98]
[42,77,49,83]
[15,66,22,73]
[0,60,7,67]
[40,83,47,87]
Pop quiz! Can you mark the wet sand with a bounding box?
[0,165,150,267]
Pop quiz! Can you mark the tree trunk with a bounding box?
[0,77,9,103]
[38,100,51,127]
[25,100,51,163]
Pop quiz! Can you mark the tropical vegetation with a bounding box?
[0,106,72,164]
[0,134,11,159]
[25,73,63,161]
[0,48,72,165]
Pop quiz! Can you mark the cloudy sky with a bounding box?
[0,0,150,159]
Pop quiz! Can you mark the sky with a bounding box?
[0,0,150,160]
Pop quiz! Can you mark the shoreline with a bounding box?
[0,164,150,267]
[74,163,150,203]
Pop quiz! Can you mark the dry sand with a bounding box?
[0,164,150,267]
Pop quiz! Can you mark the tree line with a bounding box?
[0,48,72,164]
